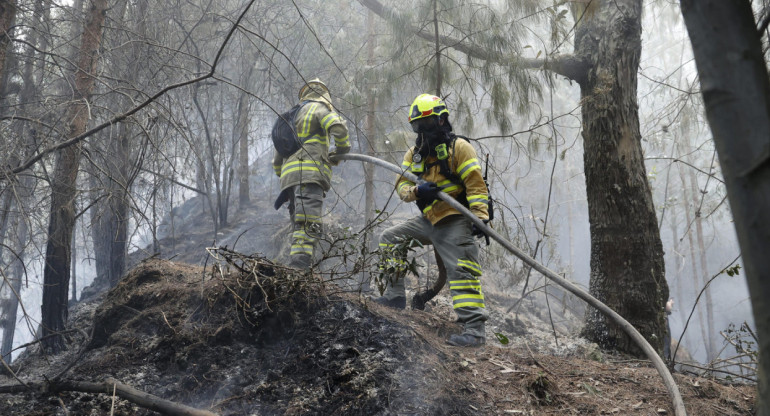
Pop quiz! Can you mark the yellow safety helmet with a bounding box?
[408,94,449,123]
[298,78,329,100]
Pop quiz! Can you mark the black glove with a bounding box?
[416,182,441,202]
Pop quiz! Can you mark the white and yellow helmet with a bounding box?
[298,78,333,110]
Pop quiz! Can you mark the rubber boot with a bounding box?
[446,333,485,347]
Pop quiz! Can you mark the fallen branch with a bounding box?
[334,153,686,416]
[0,377,217,416]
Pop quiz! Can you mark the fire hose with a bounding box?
[334,152,686,416]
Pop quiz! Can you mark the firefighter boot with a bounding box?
[446,333,485,347]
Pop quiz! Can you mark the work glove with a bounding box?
[328,150,341,166]
[471,219,491,245]
[416,182,441,202]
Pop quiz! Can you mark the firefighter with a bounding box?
[273,79,350,268]
[375,94,490,347]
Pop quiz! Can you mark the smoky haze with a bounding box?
[0,0,754,381]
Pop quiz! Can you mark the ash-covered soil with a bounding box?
[0,255,756,415]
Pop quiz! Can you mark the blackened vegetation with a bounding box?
[526,373,558,406]
[1,257,471,415]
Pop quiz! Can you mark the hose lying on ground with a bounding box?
[334,152,686,416]
[409,247,446,311]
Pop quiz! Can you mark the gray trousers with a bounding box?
[288,183,324,268]
[378,214,488,338]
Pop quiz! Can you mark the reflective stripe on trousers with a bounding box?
[377,214,487,337]
[289,183,324,267]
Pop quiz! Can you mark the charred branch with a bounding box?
[0,377,218,416]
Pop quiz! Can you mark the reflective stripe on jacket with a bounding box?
[396,138,489,225]
[272,100,350,191]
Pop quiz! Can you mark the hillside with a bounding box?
[0,199,756,415]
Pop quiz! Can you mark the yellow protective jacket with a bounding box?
[272,92,350,191]
[396,137,489,224]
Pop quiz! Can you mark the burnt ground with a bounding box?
[0,256,756,416]
[0,198,757,415]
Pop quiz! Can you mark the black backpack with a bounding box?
[271,101,307,157]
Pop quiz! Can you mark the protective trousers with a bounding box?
[378,215,487,338]
[288,183,324,268]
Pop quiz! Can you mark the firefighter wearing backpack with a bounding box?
[374,94,490,347]
[272,79,350,268]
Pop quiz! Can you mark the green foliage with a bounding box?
[374,237,423,295]
[722,264,741,277]
[494,332,509,345]
[723,322,758,369]
[363,0,549,135]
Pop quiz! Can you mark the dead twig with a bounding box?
[161,311,178,334]
[0,377,218,416]
[523,340,555,377]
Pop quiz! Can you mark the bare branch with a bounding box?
[357,0,589,82]
[4,0,259,179]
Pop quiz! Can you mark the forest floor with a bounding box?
[0,199,757,415]
[0,256,756,415]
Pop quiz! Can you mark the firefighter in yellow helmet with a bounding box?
[374,94,490,347]
[272,78,351,268]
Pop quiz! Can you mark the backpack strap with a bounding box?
[413,134,471,208]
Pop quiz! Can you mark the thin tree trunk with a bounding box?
[688,168,716,360]
[0,0,17,98]
[432,0,442,96]
[236,64,253,207]
[668,201,686,335]
[0,220,25,362]
[679,166,710,356]
[364,9,377,227]
[680,2,770,413]
[192,87,221,232]
[41,0,108,353]
[70,231,77,303]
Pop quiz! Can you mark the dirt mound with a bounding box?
[0,257,472,415]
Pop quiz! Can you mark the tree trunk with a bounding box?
[364,8,377,227]
[0,0,45,362]
[577,0,668,355]
[679,166,710,356]
[89,175,112,287]
[689,167,716,360]
[236,57,254,207]
[41,0,108,353]
[680,1,770,413]
[90,0,146,290]
[0,0,17,97]
[0,223,24,362]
